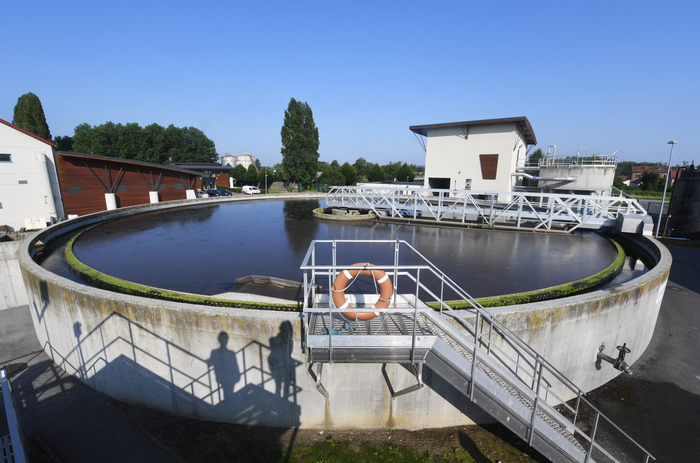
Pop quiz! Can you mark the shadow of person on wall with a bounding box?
[268,321,295,399]
[207,331,240,402]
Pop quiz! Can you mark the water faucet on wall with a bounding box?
[597,342,633,374]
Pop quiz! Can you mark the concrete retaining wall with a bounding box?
[18,196,671,429]
[0,235,30,310]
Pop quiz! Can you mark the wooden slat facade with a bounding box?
[56,152,202,217]
[479,154,499,180]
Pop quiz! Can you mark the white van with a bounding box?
[242,186,261,195]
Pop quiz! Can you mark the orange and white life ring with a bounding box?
[331,263,393,320]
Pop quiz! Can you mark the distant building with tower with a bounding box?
[221,153,256,169]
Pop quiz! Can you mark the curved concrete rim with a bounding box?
[18,195,672,430]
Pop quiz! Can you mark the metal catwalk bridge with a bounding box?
[301,240,654,463]
[325,186,649,233]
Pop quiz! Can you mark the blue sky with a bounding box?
[2,1,698,167]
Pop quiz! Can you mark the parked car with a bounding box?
[197,190,209,198]
[242,186,261,195]
[217,189,233,196]
[206,189,223,197]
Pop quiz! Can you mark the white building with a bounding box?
[221,152,256,169]
[0,118,64,231]
[410,117,537,194]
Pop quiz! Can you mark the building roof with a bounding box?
[57,152,202,176]
[409,116,537,145]
[0,117,55,146]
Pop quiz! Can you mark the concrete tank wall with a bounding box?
[538,165,616,195]
[18,197,671,429]
[1,234,31,310]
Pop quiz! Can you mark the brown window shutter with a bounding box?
[479,154,499,180]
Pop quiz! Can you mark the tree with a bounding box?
[69,121,218,163]
[318,160,345,186]
[613,175,625,190]
[13,92,51,140]
[246,164,258,183]
[340,162,357,185]
[368,163,385,182]
[53,135,73,151]
[233,164,247,184]
[255,158,261,170]
[528,148,543,165]
[640,171,661,191]
[396,162,415,182]
[280,98,320,187]
[353,157,369,178]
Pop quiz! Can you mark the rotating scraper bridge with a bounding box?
[16,190,667,463]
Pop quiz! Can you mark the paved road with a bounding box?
[1,245,697,462]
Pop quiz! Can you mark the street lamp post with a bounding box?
[655,140,678,238]
[265,167,268,194]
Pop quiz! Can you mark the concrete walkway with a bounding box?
[1,245,698,462]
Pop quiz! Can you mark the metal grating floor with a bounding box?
[0,434,14,463]
[310,312,438,336]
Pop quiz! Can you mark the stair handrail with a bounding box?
[301,239,654,462]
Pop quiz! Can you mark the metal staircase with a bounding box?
[301,240,654,463]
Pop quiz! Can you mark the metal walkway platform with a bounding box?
[301,240,654,463]
[325,186,650,233]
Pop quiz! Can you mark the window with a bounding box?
[479,154,499,180]
[464,179,472,190]
[66,186,82,194]
[18,180,28,184]
[174,183,183,190]
[0,153,11,162]
[158,184,167,190]
[116,185,127,192]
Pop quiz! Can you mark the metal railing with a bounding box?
[539,156,618,168]
[301,239,654,463]
[326,186,647,232]
[1,369,28,463]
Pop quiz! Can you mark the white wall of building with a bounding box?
[422,122,526,193]
[0,122,64,231]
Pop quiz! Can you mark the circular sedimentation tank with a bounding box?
[20,194,671,429]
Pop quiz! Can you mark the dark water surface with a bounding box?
[58,199,618,299]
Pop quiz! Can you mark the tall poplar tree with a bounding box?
[13,92,51,140]
[280,98,319,186]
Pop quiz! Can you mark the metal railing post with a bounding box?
[584,412,600,463]
[528,361,544,446]
[393,240,399,307]
[411,269,420,364]
[469,312,480,399]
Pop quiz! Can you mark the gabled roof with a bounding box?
[57,151,202,176]
[410,116,537,145]
[0,117,55,146]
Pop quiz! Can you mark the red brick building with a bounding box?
[630,166,677,183]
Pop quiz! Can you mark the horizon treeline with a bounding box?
[55,122,219,164]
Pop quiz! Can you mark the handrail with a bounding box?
[1,369,28,463]
[325,186,647,232]
[301,239,654,462]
